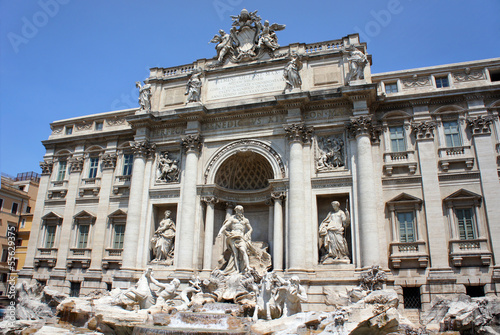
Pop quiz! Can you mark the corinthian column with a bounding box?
[177,134,202,271]
[284,123,312,271]
[271,192,285,271]
[122,140,155,270]
[348,116,380,268]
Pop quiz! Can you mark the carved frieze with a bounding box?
[75,122,92,131]
[402,75,430,88]
[156,152,180,183]
[39,160,54,175]
[315,135,345,172]
[467,115,494,135]
[182,134,203,153]
[201,196,219,205]
[100,153,117,170]
[130,140,156,157]
[284,123,313,144]
[69,157,84,173]
[51,126,63,134]
[411,121,436,140]
[106,117,126,127]
[452,68,485,82]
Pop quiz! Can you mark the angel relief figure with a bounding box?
[257,20,285,51]
[209,29,236,63]
[317,136,345,171]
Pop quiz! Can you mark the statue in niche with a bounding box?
[217,205,253,274]
[317,136,345,171]
[135,81,152,112]
[346,44,368,84]
[156,152,179,183]
[319,201,351,264]
[150,210,176,263]
[283,53,302,93]
[185,69,203,104]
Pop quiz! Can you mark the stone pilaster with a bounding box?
[122,140,155,270]
[284,123,312,271]
[20,161,53,271]
[55,154,84,270]
[347,116,380,268]
[177,134,203,271]
[411,120,449,269]
[89,149,117,271]
[202,196,218,271]
[467,115,500,267]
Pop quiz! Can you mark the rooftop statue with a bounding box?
[135,81,151,112]
[346,45,368,84]
[210,9,285,65]
[185,69,203,104]
[283,53,302,93]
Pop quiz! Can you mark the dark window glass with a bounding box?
[435,76,449,88]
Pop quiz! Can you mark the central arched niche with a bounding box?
[211,150,276,269]
[215,151,273,190]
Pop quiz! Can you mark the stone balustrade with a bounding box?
[449,238,492,267]
[389,240,428,268]
[437,146,474,171]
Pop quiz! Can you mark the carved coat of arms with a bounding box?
[209,9,285,65]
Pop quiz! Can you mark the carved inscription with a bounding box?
[207,70,284,100]
[304,108,350,120]
[202,114,285,131]
[151,127,184,140]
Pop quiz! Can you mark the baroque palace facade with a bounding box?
[20,13,500,311]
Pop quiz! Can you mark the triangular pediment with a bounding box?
[41,211,63,220]
[73,210,96,219]
[108,209,127,218]
[444,189,482,202]
[387,193,422,205]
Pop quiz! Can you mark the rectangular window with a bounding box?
[403,287,422,309]
[20,219,26,228]
[11,203,19,214]
[398,212,415,242]
[389,126,406,152]
[0,198,3,211]
[443,121,461,147]
[65,126,73,135]
[88,157,99,179]
[1,249,8,262]
[57,160,67,181]
[77,224,90,249]
[385,82,398,94]
[26,206,31,213]
[456,208,476,240]
[95,122,103,131]
[489,69,500,82]
[466,285,485,297]
[113,225,125,249]
[45,225,57,248]
[435,76,449,88]
[123,154,134,176]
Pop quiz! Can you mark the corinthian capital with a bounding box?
[411,121,436,140]
[346,116,372,138]
[100,153,117,170]
[284,123,313,143]
[130,140,156,157]
[69,156,84,173]
[182,134,203,153]
[467,115,494,135]
[39,160,54,175]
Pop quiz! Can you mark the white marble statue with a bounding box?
[209,29,235,63]
[217,205,253,274]
[319,201,350,263]
[346,45,368,83]
[135,81,152,112]
[283,53,302,93]
[254,271,286,320]
[154,278,180,306]
[185,70,202,103]
[317,136,345,171]
[150,210,176,263]
[275,275,308,317]
[257,20,285,51]
[124,268,157,309]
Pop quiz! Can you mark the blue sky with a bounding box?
[1,0,499,177]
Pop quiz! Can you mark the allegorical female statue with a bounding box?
[319,201,350,263]
[283,53,302,93]
[151,210,176,263]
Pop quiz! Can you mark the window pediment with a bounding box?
[444,189,482,204]
[41,211,63,221]
[387,193,422,207]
